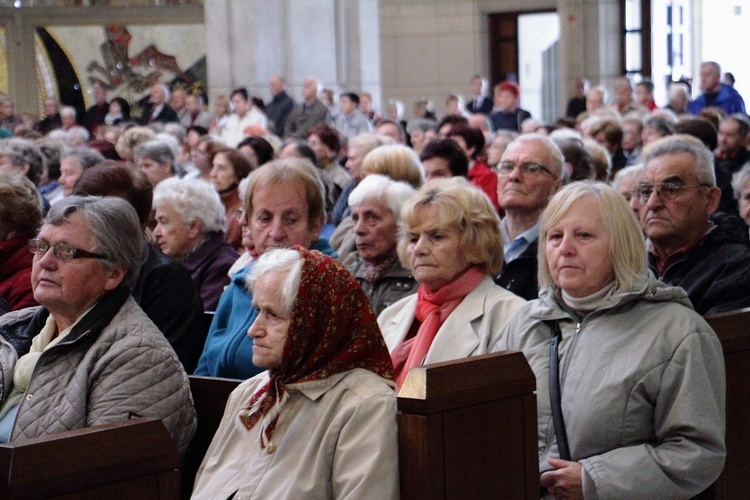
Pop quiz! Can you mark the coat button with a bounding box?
[267,442,276,454]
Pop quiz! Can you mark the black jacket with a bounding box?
[648,212,750,315]
[494,239,538,301]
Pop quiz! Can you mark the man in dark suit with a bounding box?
[139,83,179,125]
[265,75,296,137]
[465,75,493,115]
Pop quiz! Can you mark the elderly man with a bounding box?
[0,196,195,452]
[139,83,179,125]
[714,114,750,215]
[635,136,750,315]
[689,61,746,115]
[493,134,563,300]
[265,75,295,137]
[194,158,337,379]
[179,94,211,130]
[284,77,331,139]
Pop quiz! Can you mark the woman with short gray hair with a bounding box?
[152,178,238,310]
[0,195,196,453]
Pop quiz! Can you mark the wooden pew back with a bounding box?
[704,307,750,500]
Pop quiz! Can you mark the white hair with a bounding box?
[246,248,303,315]
[152,177,226,233]
[347,174,417,221]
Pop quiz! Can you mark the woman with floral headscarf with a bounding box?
[192,247,398,499]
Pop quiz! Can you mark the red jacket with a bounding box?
[468,160,499,212]
[0,235,38,310]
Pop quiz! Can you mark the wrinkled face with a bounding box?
[405,207,471,292]
[700,64,721,93]
[137,157,172,187]
[153,202,198,260]
[718,119,747,156]
[210,152,238,192]
[497,140,561,213]
[621,123,642,151]
[352,200,398,264]
[247,269,290,369]
[340,96,356,115]
[58,157,84,197]
[32,213,124,327]
[739,184,750,227]
[248,180,321,255]
[545,196,615,298]
[345,144,367,181]
[638,152,720,251]
[616,172,641,217]
[150,85,166,105]
[231,94,250,116]
[423,157,453,182]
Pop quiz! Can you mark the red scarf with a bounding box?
[238,247,394,446]
[391,266,485,387]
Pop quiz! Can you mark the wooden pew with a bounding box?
[702,307,750,500]
[0,417,178,499]
[397,351,539,499]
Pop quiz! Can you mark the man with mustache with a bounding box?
[493,134,563,300]
[635,136,750,315]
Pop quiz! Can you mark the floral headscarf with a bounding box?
[238,247,394,446]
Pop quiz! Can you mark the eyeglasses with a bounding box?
[494,161,557,178]
[631,182,710,204]
[28,239,107,261]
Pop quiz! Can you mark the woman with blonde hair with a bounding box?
[495,181,725,498]
[378,177,525,387]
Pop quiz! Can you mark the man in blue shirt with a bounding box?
[689,61,746,115]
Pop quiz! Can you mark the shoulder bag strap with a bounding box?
[546,319,571,461]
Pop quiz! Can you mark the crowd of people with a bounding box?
[0,59,747,498]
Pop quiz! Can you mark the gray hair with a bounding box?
[732,162,750,200]
[67,126,90,144]
[43,196,146,290]
[246,248,303,316]
[134,140,175,172]
[162,124,186,142]
[406,118,437,134]
[503,133,565,177]
[47,129,71,147]
[611,164,643,191]
[347,174,416,222]
[152,177,226,234]
[0,138,44,185]
[59,106,76,119]
[642,135,716,186]
[61,147,105,172]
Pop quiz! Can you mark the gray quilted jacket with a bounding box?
[0,288,197,454]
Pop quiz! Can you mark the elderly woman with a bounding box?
[210,149,254,252]
[194,158,334,379]
[192,247,398,499]
[0,196,195,451]
[0,172,42,310]
[330,133,384,226]
[494,182,725,498]
[378,177,526,387]
[57,147,106,198]
[347,174,417,315]
[152,178,238,311]
[733,162,750,236]
[134,140,175,187]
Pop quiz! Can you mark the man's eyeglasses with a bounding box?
[493,162,557,178]
[631,182,710,204]
[28,239,107,261]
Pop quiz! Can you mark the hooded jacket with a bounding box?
[494,274,725,499]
